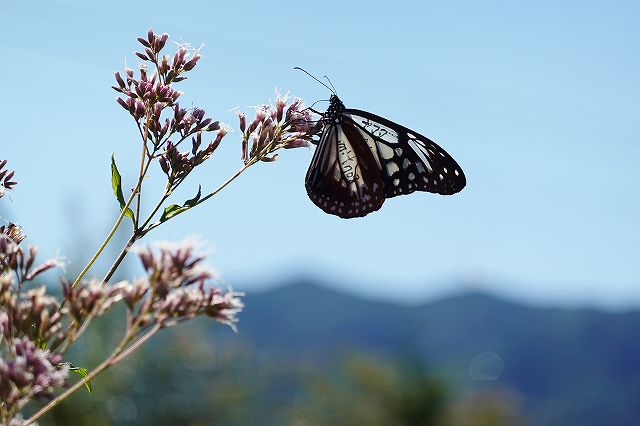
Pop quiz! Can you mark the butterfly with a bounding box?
[303,76,466,219]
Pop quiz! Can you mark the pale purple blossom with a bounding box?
[240,91,321,164]
[131,240,243,330]
[113,29,225,156]
[0,337,69,411]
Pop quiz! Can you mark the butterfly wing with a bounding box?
[344,109,466,197]
[305,121,385,218]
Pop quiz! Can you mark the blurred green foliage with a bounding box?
[33,309,516,426]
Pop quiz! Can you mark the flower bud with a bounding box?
[160,156,170,174]
[135,51,149,61]
[134,99,146,120]
[183,53,201,71]
[156,33,169,52]
[191,133,202,155]
[237,111,246,133]
[159,55,169,74]
[116,97,129,111]
[114,72,126,88]
[276,96,286,122]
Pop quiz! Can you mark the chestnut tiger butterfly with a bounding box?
[298,68,466,219]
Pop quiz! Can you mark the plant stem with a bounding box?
[40,144,267,421]
[69,108,155,289]
[143,158,257,234]
[56,232,139,356]
[102,232,138,284]
[24,323,161,426]
[138,192,170,232]
[68,179,139,289]
[134,111,152,230]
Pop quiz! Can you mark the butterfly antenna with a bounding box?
[323,75,337,95]
[294,67,335,94]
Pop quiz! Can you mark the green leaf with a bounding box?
[69,364,93,395]
[111,154,134,220]
[160,204,183,222]
[184,185,202,207]
[159,186,202,223]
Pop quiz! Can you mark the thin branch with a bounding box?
[24,323,162,426]
[134,110,152,230]
[142,157,257,235]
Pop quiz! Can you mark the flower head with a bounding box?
[131,240,243,330]
[239,90,321,164]
[61,279,127,323]
[113,29,223,157]
[0,337,69,412]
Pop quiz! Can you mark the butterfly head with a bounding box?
[322,94,345,124]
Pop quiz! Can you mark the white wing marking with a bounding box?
[345,113,400,144]
[407,138,434,173]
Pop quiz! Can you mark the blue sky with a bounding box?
[2,0,639,307]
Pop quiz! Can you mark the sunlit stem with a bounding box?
[134,109,152,229]
[141,156,258,235]
[24,323,162,426]
[68,182,138,289]
[70,111,153,289]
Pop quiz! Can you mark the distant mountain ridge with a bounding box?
[225,279,640,426]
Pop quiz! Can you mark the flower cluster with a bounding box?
[0,179,244,420]
[112,29,226,155]
[61,280,130,324]
[0,225,60,286]
[239,92,321,164]
[0,237,243,422]
[1,284,65,349]
[134,242,243,329]
[0,224,26,245]
[1,249,68,423]
[0,160,16,199]
[57,241,243,332]
[0,337,69,415]
[159,128,227,193]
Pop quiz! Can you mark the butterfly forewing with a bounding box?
[305,120,385,218]
[345,109,466,197]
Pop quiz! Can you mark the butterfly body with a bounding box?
[305,94,466,218]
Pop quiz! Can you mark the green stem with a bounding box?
[134,111,151,230]
[41,141,274,421]
[143,157,257,235]
[138,192,171,232]
[56,232,139,356]
[24,323,161,426]
[70,107,155,289]
[102,232,138,284]
[68,179,139,289]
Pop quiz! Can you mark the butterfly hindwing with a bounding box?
[305,120,385,218]
[344,109,466,197]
